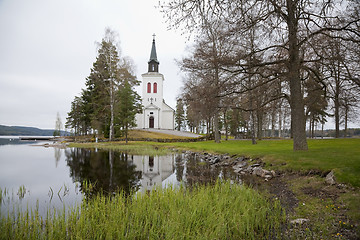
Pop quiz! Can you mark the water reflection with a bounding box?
[65,148,142,197]
[65,148,240,198]
[1,138,241,216]
[133,155,175,193]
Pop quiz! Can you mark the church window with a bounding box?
[147,82,151,93]
[153,82,157,93]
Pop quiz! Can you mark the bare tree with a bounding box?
[162,0,360,150]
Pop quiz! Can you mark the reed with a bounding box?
[17,185,26,200]
[0,181,285,239]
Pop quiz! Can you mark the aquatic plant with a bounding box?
[16,185,26,200]
[0,181,285,239]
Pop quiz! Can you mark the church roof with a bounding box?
[148,36,159,64]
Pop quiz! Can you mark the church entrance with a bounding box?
[149,116,154,128]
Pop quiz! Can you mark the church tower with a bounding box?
[135,35,175,130]
[148,35,159,73]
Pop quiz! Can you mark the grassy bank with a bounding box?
[68,142,171,156]
[0,182,285,239]
[160,138,360,187]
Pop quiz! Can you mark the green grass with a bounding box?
[159,138,360,187]
[68,142,171,156]
[0,181,285,239]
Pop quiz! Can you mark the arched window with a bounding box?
[153,82,157,93]
[147,82,151,93]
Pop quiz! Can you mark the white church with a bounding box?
[135,36,175,129]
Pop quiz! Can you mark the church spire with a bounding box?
[148,34,159,72]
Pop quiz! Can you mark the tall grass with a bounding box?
[0,181,285,239]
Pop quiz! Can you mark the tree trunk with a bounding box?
[278,111,282,138]
[334,70,340,138]
[344,106,348,138]
[125,125,128,144]
[214,112,221,143]
[251,111,257,145]
[224,110,228,141]
[287,0,308,150]
[256,110,263,140]
[109,81,114,141]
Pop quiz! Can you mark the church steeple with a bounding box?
[148,34,159,73]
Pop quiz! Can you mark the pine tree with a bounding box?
[175,98,185,131]
[117,79,142,143]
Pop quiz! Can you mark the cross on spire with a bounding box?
[152,33,156,40]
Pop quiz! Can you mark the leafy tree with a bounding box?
[53,112,62,137]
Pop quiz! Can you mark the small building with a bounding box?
[135,35,175,129]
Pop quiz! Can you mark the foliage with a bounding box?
[66,28,139,139]
[53,112,62,137]
[116,79,142,143]
[175,97,185,131]
[0,181,285,239]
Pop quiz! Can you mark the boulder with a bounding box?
[252,167,264,176]
[325,170,336,185]
[290,218,309,225]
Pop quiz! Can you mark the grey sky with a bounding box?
[1,0,358,131]
[0,0,187,129]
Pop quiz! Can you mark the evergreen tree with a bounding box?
[66,28,140,138]
[175,98,185,131]
[117,79,142,143]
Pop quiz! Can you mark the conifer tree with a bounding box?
[117,79,142,143]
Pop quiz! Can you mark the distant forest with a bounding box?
[0,125,68,136]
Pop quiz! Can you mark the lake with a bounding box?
[0,137,238,216]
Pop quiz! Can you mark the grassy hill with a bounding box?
[0,125,67,136]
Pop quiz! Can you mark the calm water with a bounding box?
[0,137,238,216]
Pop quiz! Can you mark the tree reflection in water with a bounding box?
[65,148,240,199]
[65,148,142,198]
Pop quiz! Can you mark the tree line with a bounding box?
[65,28,142,142]
[165,0,360,150]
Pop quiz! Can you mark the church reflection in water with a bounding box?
[65,148,236,198]
[64,148,176,197]
[132,155,175,193]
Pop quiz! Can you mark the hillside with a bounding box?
[0,125,67,136]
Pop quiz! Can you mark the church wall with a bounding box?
[135,113,143,128]
[161,110,175,130]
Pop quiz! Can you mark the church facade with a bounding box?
[135,36,175,129]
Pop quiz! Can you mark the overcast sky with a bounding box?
[0,0,188,129]
[1,0,358,131]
